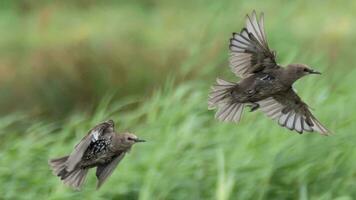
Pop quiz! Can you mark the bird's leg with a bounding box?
[248,102,260,112]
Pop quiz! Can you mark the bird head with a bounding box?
[113,132,145,152]
[286,63,321,82]
[121,132,146,146]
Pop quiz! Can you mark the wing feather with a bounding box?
[258,91,329,135]
[229,11,278,78]
[66,120,115,171]
[96,153,126,189]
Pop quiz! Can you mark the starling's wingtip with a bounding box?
[252,10,257,17]
[208,105,216,110]
[251,10,264,17]
[72,186,82,191]
[322,130,333,136]
[314,127,331,136]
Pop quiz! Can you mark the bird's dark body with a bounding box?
[79,139,118,168]
[57,137,119,179]
[231,70,288,103]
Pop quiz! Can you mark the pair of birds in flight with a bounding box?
[49,11,329,190]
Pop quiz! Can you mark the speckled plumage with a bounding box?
[49,120,145,190]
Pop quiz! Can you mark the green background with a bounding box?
[0,0,355,199]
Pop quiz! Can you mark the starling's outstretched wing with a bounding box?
[66,120,115,171]
[96,153,126,189]
[258,89,329,135]
[229,11,279,78]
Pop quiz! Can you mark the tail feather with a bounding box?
[208,78,245,123]
[63,168,88,189]
[49,156,88,190]
[208,78,235,109]
[49,156,68,176]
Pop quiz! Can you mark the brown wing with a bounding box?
[258,89,329,135]
[65,120,115,171]
[96,153,126,189]
[229,11,278,78]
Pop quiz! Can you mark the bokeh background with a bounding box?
[1,0,355,199]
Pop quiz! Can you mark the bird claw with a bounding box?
[249,103,260,112]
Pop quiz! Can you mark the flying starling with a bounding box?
[208,11,329,135]
[49,120,145,189]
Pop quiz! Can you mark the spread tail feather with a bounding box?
[208,78,245,122]
[49,156,88,190]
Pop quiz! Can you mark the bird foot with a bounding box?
[249,103,260,112]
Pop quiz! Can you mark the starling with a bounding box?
[48,120,145,189]
[208,11,329,135]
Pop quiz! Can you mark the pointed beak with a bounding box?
[134,138,146,143]
[309,69,321,75]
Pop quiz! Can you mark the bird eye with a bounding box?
[127,137,134,141]
[303,68,309,72]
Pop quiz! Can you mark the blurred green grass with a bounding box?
[1,0,354,116]
[0,0,356,199]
